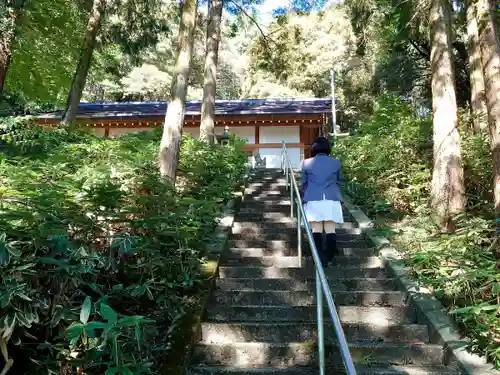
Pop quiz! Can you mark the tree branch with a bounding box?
[408,38,430,60]
[227,0,276,50]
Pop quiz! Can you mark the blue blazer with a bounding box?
[300,154,344,203]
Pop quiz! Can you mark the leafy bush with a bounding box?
[0,119,246,374]
[334,95,499,368]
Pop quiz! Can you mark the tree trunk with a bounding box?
[476,0,500,219]
[200,0,223,144]
[158,0,198,182]
[466,0,488,133]
[429,0,466,231]
[0,0,25,93]
[61,0,106,125]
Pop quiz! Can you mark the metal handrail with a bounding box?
[280,142,357,375]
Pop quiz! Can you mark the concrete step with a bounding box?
[229,238,368,249]
[215,278,397,292]
[226,246,375,258]
[234,214,358,227]
[188,365,459,375]
[212,290,405,307]
[222,256,383,268]
[192,342,445,367]
[199,322,429,344]
[232,227,364,241]
[238,205,291,214]
[233,222,363,234]
[205,305,414,324]
[245,193,289,201]
[218,266,387,279]
[231,231,364,240]
[240,199,291,206]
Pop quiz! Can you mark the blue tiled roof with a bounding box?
[39,98,333,120]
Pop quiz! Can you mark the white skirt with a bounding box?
[304,195,344,223]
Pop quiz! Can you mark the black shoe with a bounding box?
[312,232,328,268]
[325,233,338,265]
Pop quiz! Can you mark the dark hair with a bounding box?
[310,136,331,157]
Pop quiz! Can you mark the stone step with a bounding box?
[234,214,358,227]
[205,306,414,324]
[199,322,429,344]
[233,222,363,235]
[245,188,289,196]
[229,238,368,249]
[232,228,364,241]
[215,278,397,292]
[218,266,387,279]
[212,290,404,307]
[188,365,459,375]
[244,192,290,198]
[222,256,383,268]
[240,200,293,208]
[192,342,445,367]
[226,246,375,258]
[231,231,363,240]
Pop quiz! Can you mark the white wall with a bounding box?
[184,127,200,139]
[259,126,299,143]
[216,126,255,144]
[109,127,153,137]
[258,126,301,168]
[184,125,302,168]
[185,126,256,144]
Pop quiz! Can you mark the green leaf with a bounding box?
[50,305,64,328]
[0,244,10,266]
[100,303,117,324]
[64,322,85,340]
[105,368,120,375]
[80,296,92,324]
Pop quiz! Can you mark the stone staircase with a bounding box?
[189,170,462,375]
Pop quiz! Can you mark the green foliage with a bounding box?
[247,5,355,98]
[0,119,246,374]
[335,95,499,368]
[335,95,432,215]
[5,0,87,105]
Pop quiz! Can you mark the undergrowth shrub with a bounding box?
[334,95,499,368]
[0,118,246,374]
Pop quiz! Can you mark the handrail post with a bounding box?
[297,201,302,267]
[285,166,289,191]
[317,271,325,375]
[290,177,294,218]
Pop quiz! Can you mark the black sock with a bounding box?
[312,232,328,267]
[325,233,337,264]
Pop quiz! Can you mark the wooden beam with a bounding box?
[255,125,260,143]
[37,113,325,127]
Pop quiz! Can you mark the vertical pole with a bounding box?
[290,174,294,218]
[330,69,337,147]
[297,202,302,267]
[316,271,325,375]
[285,164,289,190]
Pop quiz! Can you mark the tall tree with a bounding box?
[466,0,488,132]
[159,0,198,182]
[200,0,224,144]
[429,0,466,231]
[0,0,25,93]
[476,0,500,218]
[61,0,106,125]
